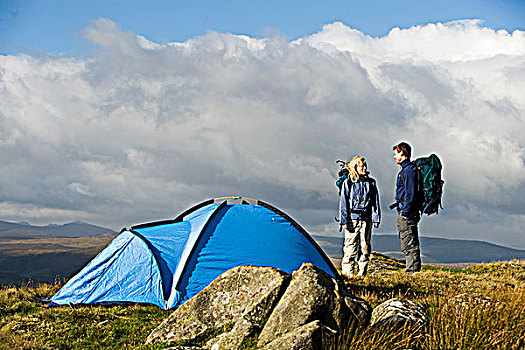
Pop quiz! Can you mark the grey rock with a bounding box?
[452,292,493,315]
[345,294,372,325]
[146,265,290,346]
[257,263,371,347]
[370,298,426,329]
[259,320,334,350]
[204,317,257,350]
[453,292,491,306]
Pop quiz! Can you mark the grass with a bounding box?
[0,283,170,350]
[1,255,524,349]
[330,256,525,350]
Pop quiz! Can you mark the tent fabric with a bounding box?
[50,197,339,309]
[50,230,166,307]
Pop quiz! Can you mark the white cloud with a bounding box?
[0,19,524,248]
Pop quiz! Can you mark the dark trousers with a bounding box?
[397,212,421,273]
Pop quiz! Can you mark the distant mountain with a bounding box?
[0,220,115,240]
[313,234,525,264]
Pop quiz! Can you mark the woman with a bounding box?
[339,156,381,277]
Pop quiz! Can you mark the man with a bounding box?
[339,155,380,277]
[393,142,421,274]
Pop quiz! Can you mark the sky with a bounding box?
[1,1,525,249]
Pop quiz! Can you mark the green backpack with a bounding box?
[414,154,444,215]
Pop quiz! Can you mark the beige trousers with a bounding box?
[342,219,372,276]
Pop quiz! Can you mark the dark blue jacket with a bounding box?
[395,159,418,217]
[339,176,381,225]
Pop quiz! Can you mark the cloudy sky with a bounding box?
[1,1,524,249]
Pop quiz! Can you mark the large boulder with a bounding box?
[257,263,371,347]
[370,298,426,329]
[146,265,290,346]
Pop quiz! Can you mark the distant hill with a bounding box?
[313,234,525,264]
[0,220,115,240]
[0,221,117,285]
[0,233,117,285]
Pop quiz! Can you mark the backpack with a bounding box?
[414,154,444,215]
[335,160,349,195]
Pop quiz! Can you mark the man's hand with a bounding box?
[342,225,347,230]
[373,222,379,228]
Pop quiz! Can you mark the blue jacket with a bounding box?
[395,159,418,217]
[339,176,381,225]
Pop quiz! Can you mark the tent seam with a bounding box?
[167,200,228,308]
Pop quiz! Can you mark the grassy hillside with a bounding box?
[0,233,116,284]
[1,253,523,349]
[0,220,117,286]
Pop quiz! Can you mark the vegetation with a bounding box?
[0,284,169,350]
[1,254,524,349]
[330,254,525,350]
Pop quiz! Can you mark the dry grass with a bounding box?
[328,258,525,350]
[0,282,169,350]
[1,257,524,349]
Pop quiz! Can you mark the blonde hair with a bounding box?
[345,156,368,183]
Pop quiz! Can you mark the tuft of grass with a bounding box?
[326,321,425,350]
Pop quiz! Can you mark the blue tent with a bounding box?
[50,197,339,309]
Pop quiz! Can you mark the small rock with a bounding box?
[345,294,372,325]
[452,293,493,315]
[453,292,491,305]
[370,298,426,329]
